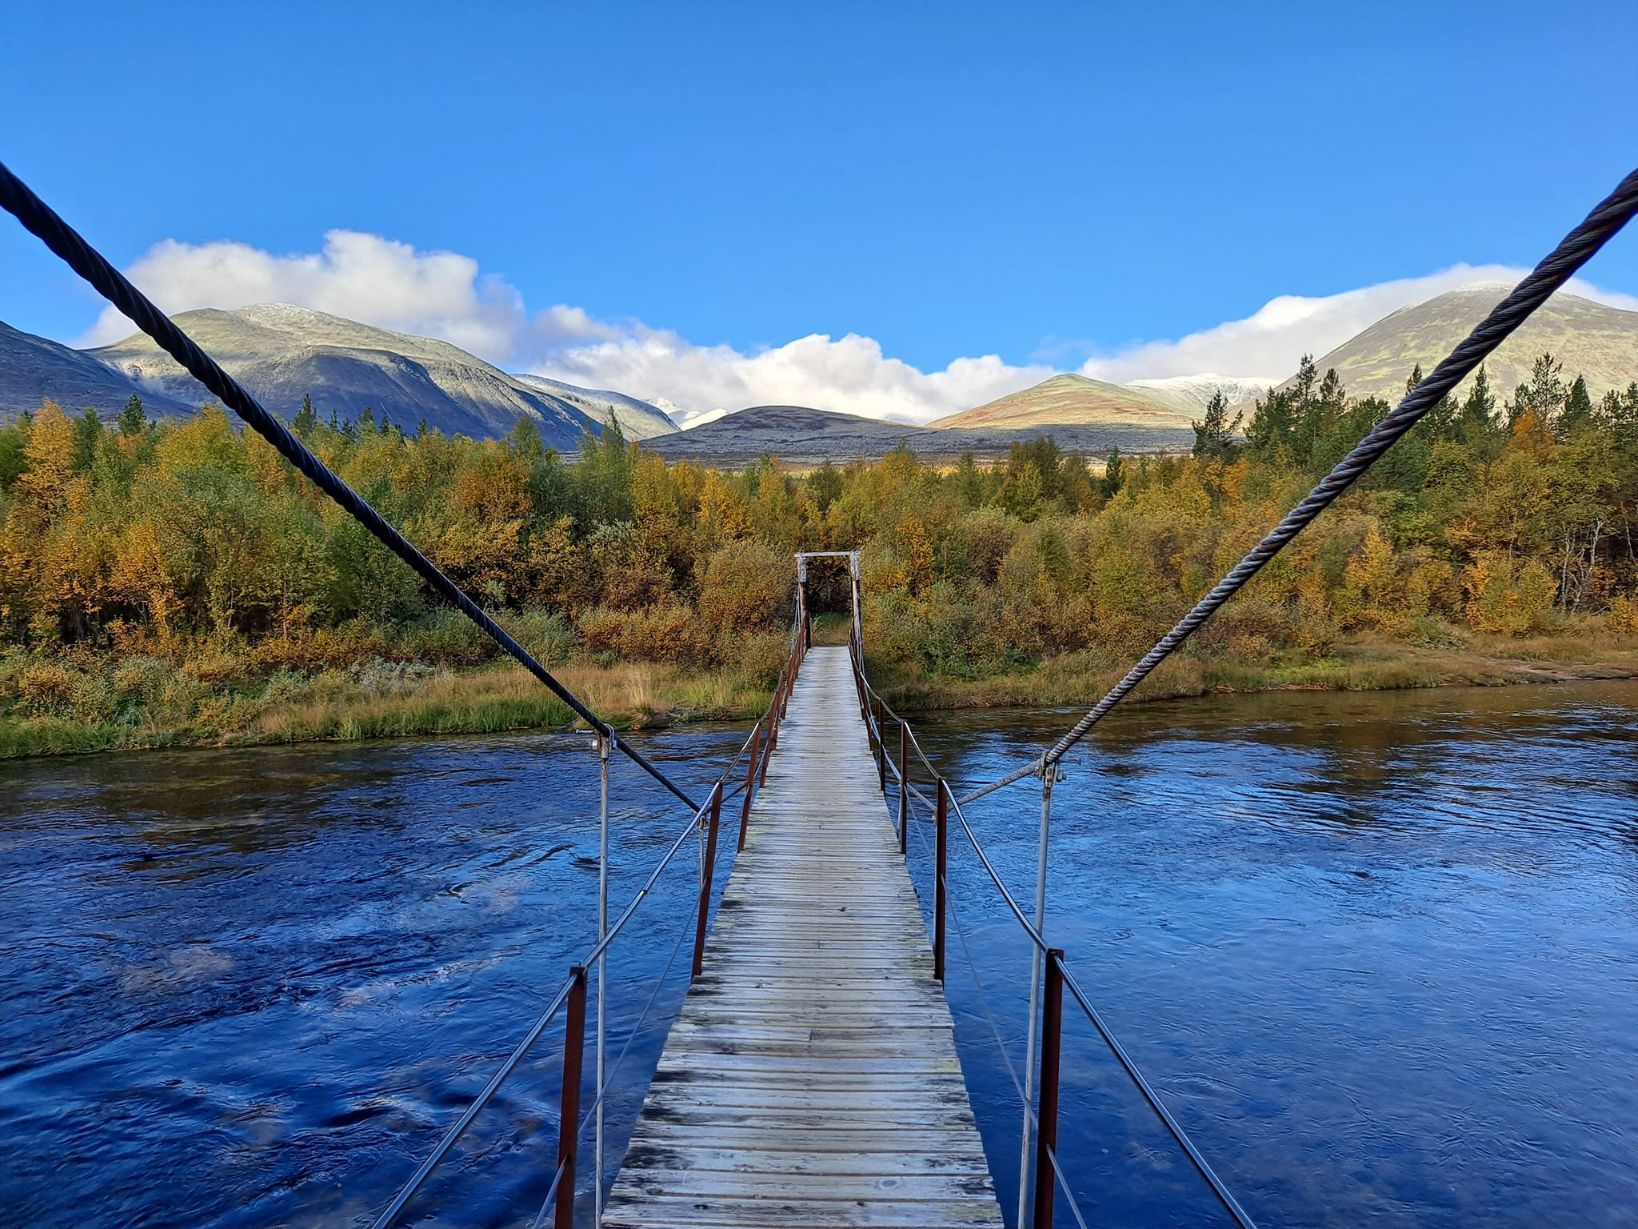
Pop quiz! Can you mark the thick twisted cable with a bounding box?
[0,158,698,813]
[963,165,1638,805]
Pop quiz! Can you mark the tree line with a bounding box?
[1,351,1635,703]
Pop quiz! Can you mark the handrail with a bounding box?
[1054,957,1260,1229]
[853,636,1260,1229]
[370,593,810,1228]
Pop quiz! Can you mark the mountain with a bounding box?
[1284,287,1638,404]
[511,374,676,439]
[643,404,1192,465]
[1126,374,1275,415]
[0,322,192,420]
[87,304,605,447]
[929,373,1197,431]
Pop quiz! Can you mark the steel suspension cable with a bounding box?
[962,165,1638,805]
[0,158,700,814]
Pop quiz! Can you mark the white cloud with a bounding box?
[1073,265,1638,385]
[77,232,1638,427]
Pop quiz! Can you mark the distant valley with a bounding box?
[641,404,1193,466]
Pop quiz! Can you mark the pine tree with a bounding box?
[293,394,319,437]
[1191,388,1243,460]
[119,393,146,437]
[71,407,103,474]
[1101,446,1124,498]
[1559,375,1595,439]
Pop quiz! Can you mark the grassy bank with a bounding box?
[3,625,1635,761]
[0,658,773,759]
[870,629,1638,714]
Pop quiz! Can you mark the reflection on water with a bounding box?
[907,681,1638,1229]
[0,681,1635,1228]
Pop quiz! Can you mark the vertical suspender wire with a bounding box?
[1015,766,1056,1229]
[594,733,610,1224]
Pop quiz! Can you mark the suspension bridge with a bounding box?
[2,160,1636,1228]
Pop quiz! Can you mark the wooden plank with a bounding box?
[602,646,1002,1227]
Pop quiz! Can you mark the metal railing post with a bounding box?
[1032,951,1066,1229]
[934,780,949,982]
[897,721,909,855]
[692,783,723,979]
[738,723,763,851]
[758,711,774,788]
[554,966,588,1229]
[877,701,891,799]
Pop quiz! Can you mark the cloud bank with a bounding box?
[79,231,1638,427]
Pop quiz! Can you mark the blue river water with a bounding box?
[0,679,1634,1227]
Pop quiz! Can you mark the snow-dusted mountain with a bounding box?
[83,304,615,447]
[511,374,676,439]
[1126,374,1276,415]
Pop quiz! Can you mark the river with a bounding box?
[1,680,1634,1227]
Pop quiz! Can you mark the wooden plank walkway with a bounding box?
[603,645,1003,1229]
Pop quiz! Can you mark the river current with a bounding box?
[1,680,1634,1227]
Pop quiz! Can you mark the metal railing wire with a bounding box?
[368,600,810,1228]
[851,640,1259,1228]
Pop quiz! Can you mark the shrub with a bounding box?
[1463,552,1557,635]
[697,540,790,631]
[1610,594,1638,635]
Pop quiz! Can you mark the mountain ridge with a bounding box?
[1275,288,1638,404]
[0,304,680,447]
[930,372,1199,431]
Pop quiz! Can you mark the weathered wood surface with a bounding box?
[603,646,1001,1228]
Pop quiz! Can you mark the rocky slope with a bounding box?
[0,322,191,420]
[1284,287,1638,403]
[510,373,676,439]
[85,305,607,447]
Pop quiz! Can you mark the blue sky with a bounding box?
[3,1,1635,421]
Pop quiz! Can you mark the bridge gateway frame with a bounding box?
[794,549,863,650]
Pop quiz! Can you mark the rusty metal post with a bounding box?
[554,966,588,1229]
[897,721,909,855]
[758,709,775,788]
[738,723,762,851]
[933,780,949,982]
[1031,951,1066,1229]
[874,700,887,793]
[692,783,723,979]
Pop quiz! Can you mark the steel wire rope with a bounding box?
[960,165,1638,805]
[1048,1144,1094,1229]
[526,1158,570,1229]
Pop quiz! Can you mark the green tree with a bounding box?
[71,407,103,475]
[1191,389,1243,461]
[1100,447,1124,499]
[293,394,319,437]
[119,393,147,437]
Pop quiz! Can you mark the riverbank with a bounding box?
[3,629,1635,760]
[871,629,1638,713]
[0,658,771,759]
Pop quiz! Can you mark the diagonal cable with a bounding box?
[962,165,1638,805]
[0,158,699,813]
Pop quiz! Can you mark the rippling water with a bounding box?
[1,681,1635,1227]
